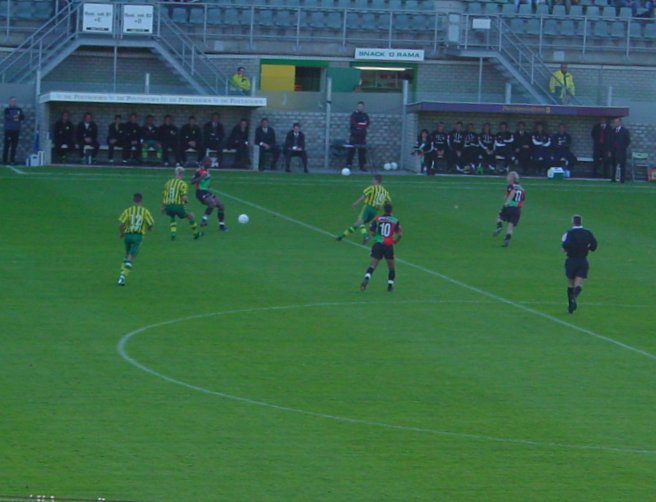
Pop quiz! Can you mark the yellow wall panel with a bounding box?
[260,64,296,91]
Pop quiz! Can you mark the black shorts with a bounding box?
[196,190,215,204]
[565,257,589,280]
[371,243,394,260]
[499,206,521,226]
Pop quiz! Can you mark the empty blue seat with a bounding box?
[170,6,188,23]
[536,3,549,15]
[387,0,403,9]
[501,3,515,15]
[189,8,206,24]
[518,3,532,14]
[405,0,420,10]
[467,2,483,13]
[544,18,558,34]
[483,3,499,14]
[510,17,525,31]
[569,5,583,15]
[255,8,275,27]
[222,7,244,25]
[353,0,369,8]
[619,7,632,17]
[325,11,343,29]
[602,6,618,17]
[32,1,53,20]
[585,5,600,16]
[12,1,32,19]
[394,13,411,30]
[560,19,576,35]
[610,20,626,36]
[593,19,609,35]
[526,18,541,34]
[552,4,567,16]
[275,9,297,27]
[628,20,643,38]
[644,21,656,38]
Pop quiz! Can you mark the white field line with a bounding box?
[117,301,656,456]
[5,164,25,174]
[2,168,655,194]
[218,190,656,363]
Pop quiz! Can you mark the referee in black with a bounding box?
[562,214,598,314]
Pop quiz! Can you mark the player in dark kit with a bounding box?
[448,121,465,172]
[562,214,598,313]
[479,123,496,173]
[463,123,479,173]
[360,202,403,293]
[493,171,525,247]
[190,157,227,231]
[494,121,514,173]
[531,122,551,174]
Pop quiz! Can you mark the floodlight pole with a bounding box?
[400,79,409,170]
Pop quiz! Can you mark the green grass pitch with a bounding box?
[1,166,655,501]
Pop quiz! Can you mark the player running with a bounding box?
[562,214,598,313]
[117,193,154,286]
[493,171,525,247]
[190,158,227,231]
[162,166,201,240]
[360,202,402,292]
[336,174,391,244]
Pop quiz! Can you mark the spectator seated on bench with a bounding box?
[255,117,281,171]
[123,113,142,164]
[227,118,250,169]
[204,112,225,166]
[179,115,203,164]
[141,115,163,164]
[106,114,126,165]
[76,112,99,163]
[53,111,76,162]
[159,114,179,167]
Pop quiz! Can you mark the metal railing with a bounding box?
[156,11,230,94]
[0,2,78,84]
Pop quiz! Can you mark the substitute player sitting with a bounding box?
[360,202,402,292]
[191,158,227,231]
[336,174,391,244]
[117,193,154,286]
[562,214,598,314]
[162,166,201,241]
[493,171,525,248]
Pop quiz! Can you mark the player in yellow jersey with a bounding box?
[162,166,201,241]
[336,174,391,244]
[117,193,154,286]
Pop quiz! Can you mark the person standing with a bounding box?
[431,122,449,172]
[548,63,575,104]
[607,117,631,183]
[493,171,525,248]
[448,121,465,173]
[360,202,402,293]
[255,117,280,171]
[117,193,154,286]
[162,166,200,240]
[346,101,370,172]
[531,122,551,174]
[591,118,610,178]
[76,112,99,162]
[53,111,75,161]
[107,114,126,164]
[413,129,434,175]
[283,122,308,173]
[3,97,24,165]
[562,214,598,314]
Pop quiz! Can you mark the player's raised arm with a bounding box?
[352,194,365,209]
[394,223,403,244]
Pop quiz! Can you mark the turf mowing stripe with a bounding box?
[218,190,656,363]
[118,301,656,456]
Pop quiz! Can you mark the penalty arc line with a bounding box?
[117,301,656,456]
[217,190,656,363]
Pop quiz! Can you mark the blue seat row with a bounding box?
[467,1,639,18]
[0,0,53,21]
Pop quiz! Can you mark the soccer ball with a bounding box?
[383,162,392,171]
[341,167,351,176]
[391,162,399,170]
[238,214,249,224]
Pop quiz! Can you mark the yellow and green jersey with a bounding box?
[119,205,154,235]
[162,178,188,205]
[363,184,391,209]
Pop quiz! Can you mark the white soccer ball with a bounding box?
[238,214,249,224]
[383,162,392,171]
[391,162,399,170]
[341,167,351,176]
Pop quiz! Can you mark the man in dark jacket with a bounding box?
[591,118,610,178]
[3,97,24,165]
[254,117,280,171]
[431,122,449,172]
[107,114,125,164]
[203,112,225,163]
[179,115,203,164]
[141,114,162,163]
[346,101,370,172]
[514,121,532,174]
[123,113,142,164]
[607,117,631,183]
[551,123,576,171]
[228,118,250,169]
[76,112,99,161]
[53,111,75,161]
[283,122,308,173]
[158,115,179,166]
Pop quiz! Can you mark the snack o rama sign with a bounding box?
[354,48,425,62]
